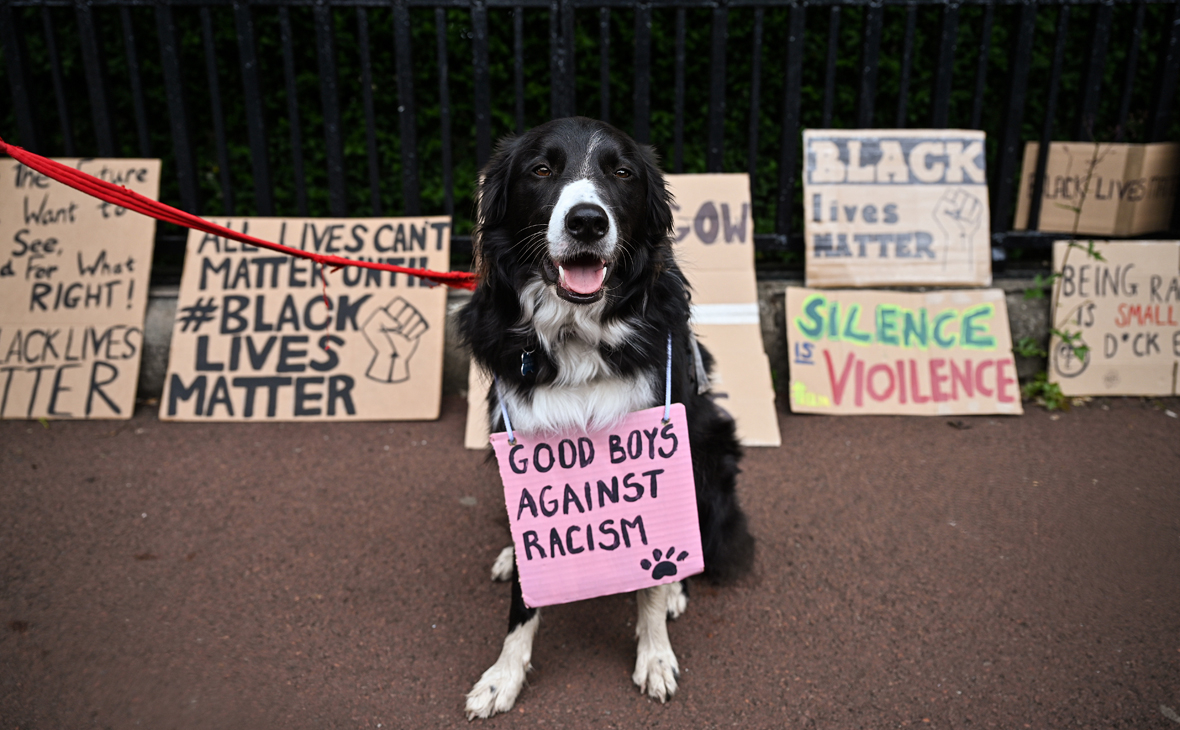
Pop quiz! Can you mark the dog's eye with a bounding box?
[533,165,552,178]
[614,168,632,179]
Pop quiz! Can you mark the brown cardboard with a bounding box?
[1013,142,1180,237]
[1048,240,1180,396]
[803,129,992,288]
[669,174,781,446]
[0,158,160,419]
[465,173,781,449]
[161,217,450,421]
[785,287,1022,416]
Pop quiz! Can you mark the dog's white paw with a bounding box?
[666,581,688,620]
[465,658,529,719]
[490,545,515,582]
[632,645,680,702]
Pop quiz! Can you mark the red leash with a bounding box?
[0,136,478,291]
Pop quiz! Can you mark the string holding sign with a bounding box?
[0,136,478,291]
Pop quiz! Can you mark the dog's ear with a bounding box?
[639,144,674,241]
[475,135,520,232]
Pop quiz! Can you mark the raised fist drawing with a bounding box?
[362,297,429,384]
[933,189,984,271]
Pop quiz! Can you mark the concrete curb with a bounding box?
[139,277,1050,399]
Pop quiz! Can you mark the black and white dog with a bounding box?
[459,116,754,719]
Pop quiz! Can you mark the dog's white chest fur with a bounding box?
[498,278,657,436]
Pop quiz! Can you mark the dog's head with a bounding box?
[474,117,674,305]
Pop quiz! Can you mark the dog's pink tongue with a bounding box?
[560,261,606,294]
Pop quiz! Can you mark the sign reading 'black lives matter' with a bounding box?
[161,217,451,421]
[1,158,160,420]
[803,129,992,288]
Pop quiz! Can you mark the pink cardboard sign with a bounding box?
[490,404,704,608]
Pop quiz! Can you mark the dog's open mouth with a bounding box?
[549,254,609,302]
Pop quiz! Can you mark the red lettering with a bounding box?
[824,350,856,406]
[949,359,974,399]
[996,358,1016,403]
[909,360,930,403]
[895,360,907,404]
[854,359,865,407]
[929,358,949,402]
[1115,303,1128,328]
[866,363,895,402]
[975,359,995,397]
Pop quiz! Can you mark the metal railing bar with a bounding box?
[822,6,838,128]
[895,3,915,127]
[930,1,959,128]
[990,1,1037,236]
[1075,1,1113,140]
[516,5,527,130]
[200,7,235,214]
[633,3,651,142]
[356,7,382,215]
[775,3,805,239]
[968,1,992,129]
[76,0,116,156]
[599,6,610,123]
[707,3,727,171]
[155,2,199,212]
[673,6,685,171]
[1147,0,1180,141]
[0,5,39,151]
[561,0,576,114]
[549,0,560,117]
[278,6,309,215]
[1027,4,1069,231]
[857,2,883,128]
[235,1,274,214]
[472,0,491,164]
[747,7,763,183]
[41,7,76,157]
[435,7,455,215]
[313,2,348,215]
[393,0,421,214]
[119,6,151,156]
[1114,1,1145,141]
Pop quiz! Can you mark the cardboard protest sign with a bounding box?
[161,217,450,421]
[1014,142,1180,237]
[1049,240,1180,396]
[668,173,781,446]
[0,158,160,419]
[803,129,992,288]
[785,287,1022,415]
[464,173,781,449]
[491,403,703,608]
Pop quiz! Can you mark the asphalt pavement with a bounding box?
[2,395,1179,729]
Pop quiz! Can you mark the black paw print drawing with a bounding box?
[640,547,690,580]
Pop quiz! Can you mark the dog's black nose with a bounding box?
[565,203,610,241]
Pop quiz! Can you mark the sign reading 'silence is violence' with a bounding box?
[0,158,160,419]
[162,217,451,421]
[803,129,992,287]
[786,287,1022,416]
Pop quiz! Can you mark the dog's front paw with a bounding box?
[632,645,679,702]
[490,545,515,582]
[666,581,688,620]
[465,660,529,720]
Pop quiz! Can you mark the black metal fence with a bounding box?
[2,0,1179,281]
